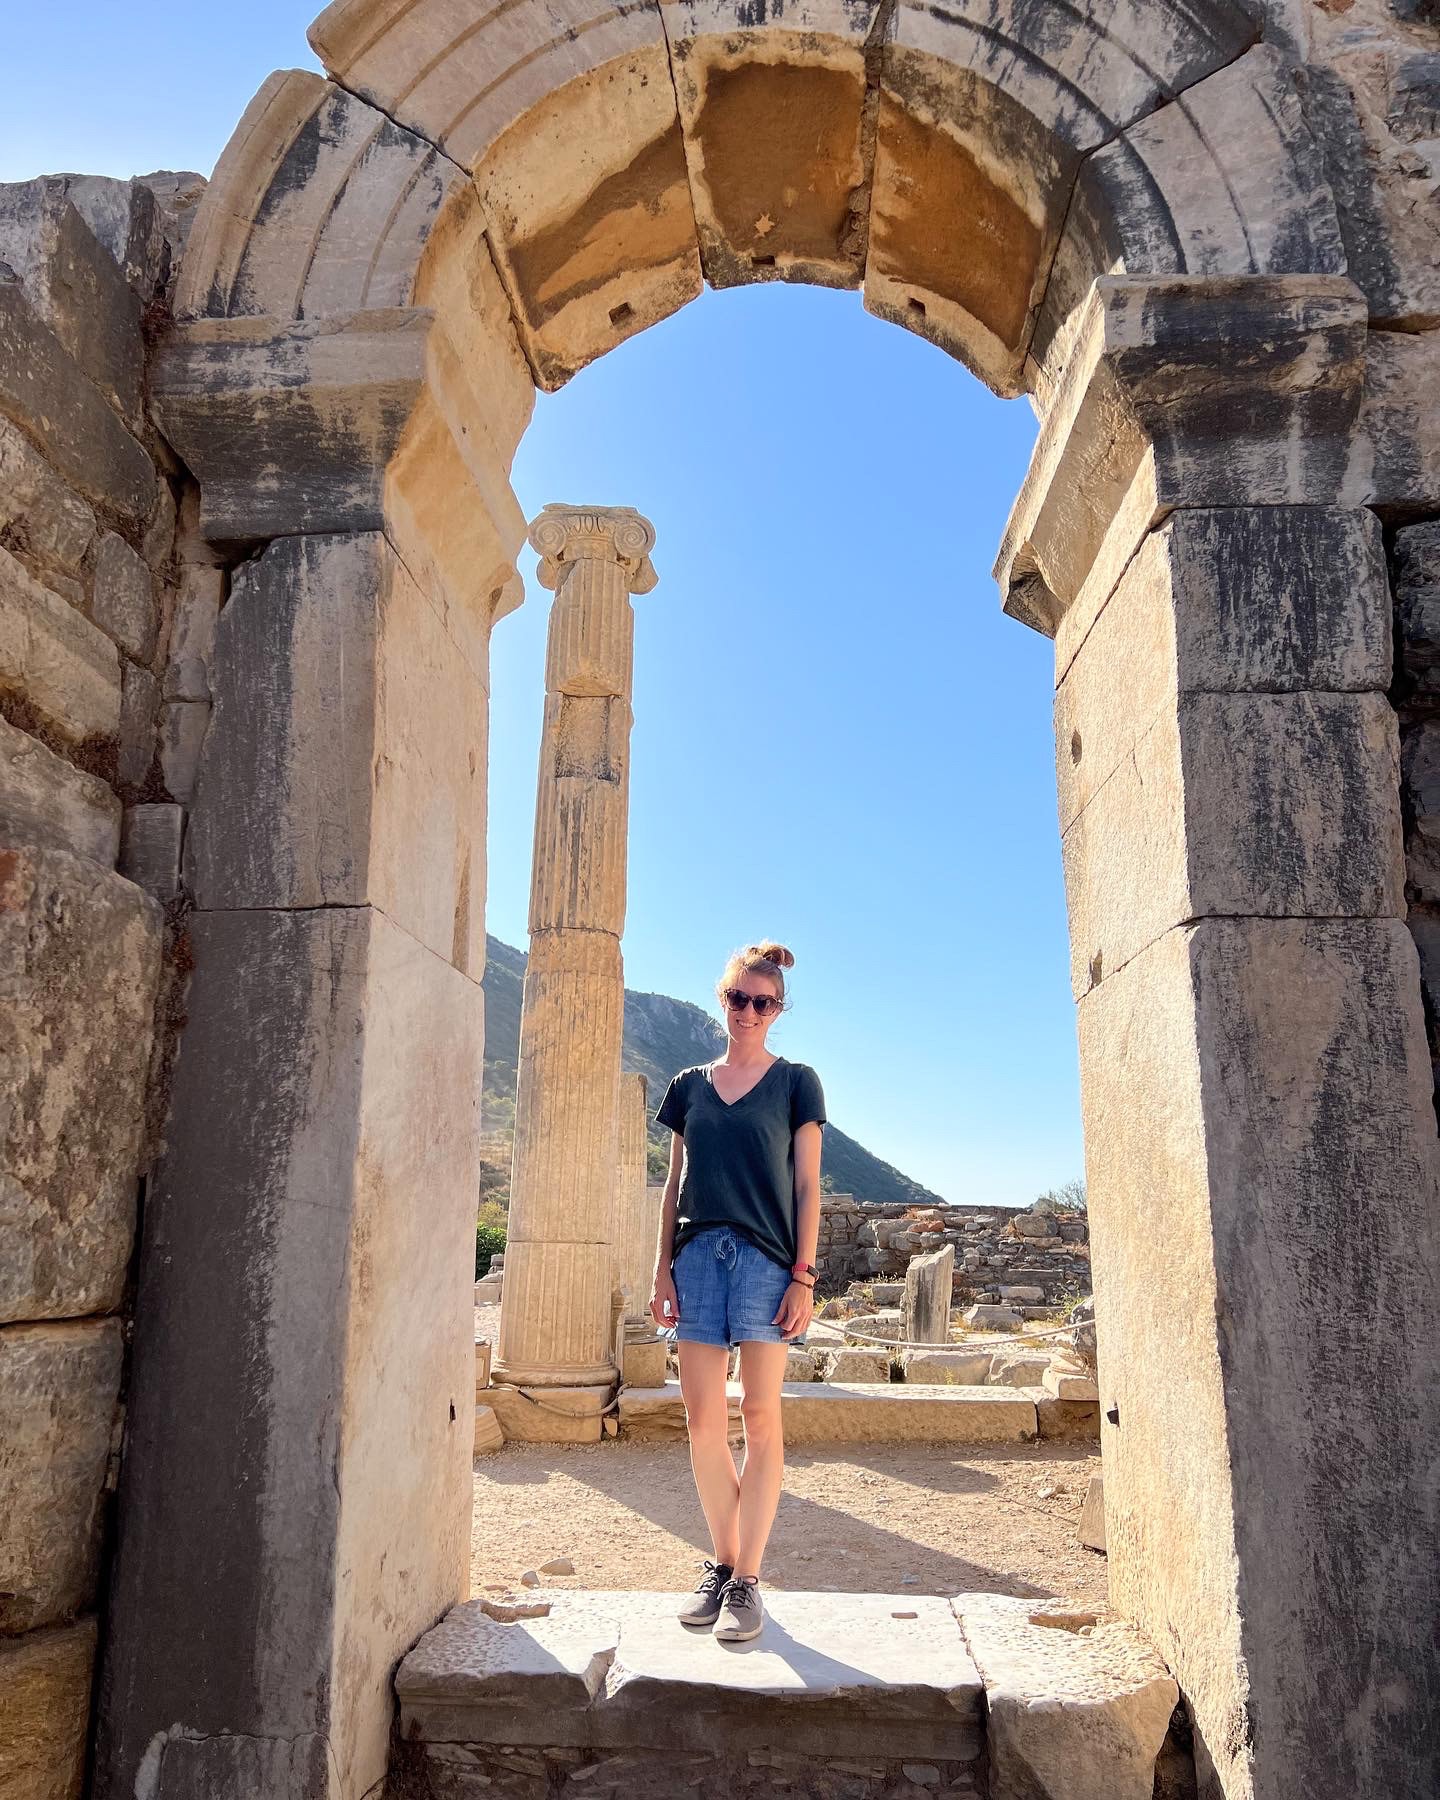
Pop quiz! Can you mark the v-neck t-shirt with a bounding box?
[656,1057,827,1271]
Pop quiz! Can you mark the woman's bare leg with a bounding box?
[735,1340,790,1578]
[679,1341,740,1566]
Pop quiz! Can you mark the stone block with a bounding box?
[474,1340,492,1394]
[1034,1398,1102,1444]
[1032,46,1345,399]
[619,1381,744,1443]
[1011,1212,1051,1238]
[902,1350,992,1386]
[0,182,145,421]
[0,282,154,521]
[0,714,119,864]
[784,1348,819,1382]
[0,544,121,743]
[487,1384,610,1445]
[1078,915,1440,1800]
[998,1285,1045,1304]
[0,1617,97,1800]
[1043,1365,1099,1402]
[98,903,485,1800]
[91,533,156,663]
[117,661,158,787]
[665,0,878,292]
[0,419,95,580]
[954,1594,1176,1800]
[963,1304,1020,1330]
[162,566,222,703]
[118,803,185,902]
[988,1352,1050,1387]
[1079,1474,1106,1553]
[621,1335,668,1390]
[1355,325,1440,518]
[1060,688,1403,996]
[843,1309,903,1344]
[472,1271,503,1303]
[157,699,208,803]
[474,1405,504,1455]
[1,842,161,1323]
[187,532,488,977]
[821,1347,891,1383]
[1394,520,1440,706]
[0,1321,122,1630]
[780,1384,1036,1446]
[903,1245,954,1346]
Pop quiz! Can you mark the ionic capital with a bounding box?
[528,504,658,594]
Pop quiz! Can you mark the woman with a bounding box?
[649,941,825,1642]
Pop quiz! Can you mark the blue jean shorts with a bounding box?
[672,1227,804,1349]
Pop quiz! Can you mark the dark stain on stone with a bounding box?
[690,62,867,267]
[870,94,1041,351]
[506,125,694,327]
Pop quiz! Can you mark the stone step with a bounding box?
[396,1589,985,1764]
[618,1380,1039,1444]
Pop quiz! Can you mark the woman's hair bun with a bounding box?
[750,941,795,970]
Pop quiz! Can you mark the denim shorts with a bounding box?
[672,1227,805,1349]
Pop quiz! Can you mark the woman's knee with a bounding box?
[740,1392,782,1442]
[683,1391,731,1443]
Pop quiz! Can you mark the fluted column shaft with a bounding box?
[616,1072,653,1321]
[495,506,656,1388]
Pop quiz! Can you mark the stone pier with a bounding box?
[616,1072,653,1320]
[494,507,657,1401]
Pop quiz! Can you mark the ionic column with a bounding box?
[494,506,657,1389]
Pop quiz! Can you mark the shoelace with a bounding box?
[723,1577,758,1612]
[696,1561,731,1596]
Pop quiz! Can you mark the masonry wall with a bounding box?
[816,1198,1091,1303]
[0,172,207,1800]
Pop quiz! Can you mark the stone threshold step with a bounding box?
[619,1380,1043,1444]
[396,1589,984,1762]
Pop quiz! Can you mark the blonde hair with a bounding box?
[717,941,796,1008]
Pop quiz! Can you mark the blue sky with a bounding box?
[6,7,1084,1205]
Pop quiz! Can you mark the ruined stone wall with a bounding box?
[816,1198,1091,1304]
[0,171,206,1800]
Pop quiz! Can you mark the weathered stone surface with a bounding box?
[1061,688,1404,995]
[486,1384,609,1445]
[116,660,157,788]
[1043,1365,1098,1401]
[843,1308,903,1344]
[955,1594,1176,1800]
[157,700,207,804]
[868,0,1257,393]
[1394,520,1440,707]
[784,1348,819,1382]
[988,1351,1052,1388]
[91,533,156,664]
[0,419,95,580]
[820,1347,891,1383]
[1079,917,1440,1800]
[663,0,879,292]
[614,1073,654,1322]
[998,276,1367,638]
[781,1383,1036,1445]
[902,1244,953,1346]
[902,1349,992,1386]
[119,803,184,902]
[98,904,484,1800]
[474,1339,493,1395]
[621,1334,668,1390]
[474,1405,504,1455]
[1079,1474,1106,1553]
[0,1321,122,1630]
[0,1617,97,1800]
[187,532,487,977]
[1354,325,1440,515]
[176,76,461,324]
[162,566,222,704]
[1033,46,1346,399]
[398,1589,984,1760]
[0,181,145,421]
[1034,1397,1101,1443]
[1,842,161,1324]
[0,545,120,742]
[0,282,154,522]
[619,1380,743,1442]
[963,1303,1020,1330]
[0,714,119,864]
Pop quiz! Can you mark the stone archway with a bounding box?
[93,4,1440,1799]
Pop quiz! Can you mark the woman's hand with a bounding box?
[773,1280,814,1342]
[650,1266,680,1328]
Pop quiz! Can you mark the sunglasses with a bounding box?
[722,988,783,1017]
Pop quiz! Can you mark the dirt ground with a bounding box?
[470,1438,1107,1611]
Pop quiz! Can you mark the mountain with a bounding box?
[480,934,943,1208]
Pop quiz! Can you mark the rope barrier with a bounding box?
[831,1318,1085,1353]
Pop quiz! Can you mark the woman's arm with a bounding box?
[774,1119,824,1339]
[649,1131,684,1325]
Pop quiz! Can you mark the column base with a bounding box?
[485,1382,613,1444]
[491,1358,617,1390]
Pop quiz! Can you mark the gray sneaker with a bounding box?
[678,1561,733,1627]
[714,1576,764,1642]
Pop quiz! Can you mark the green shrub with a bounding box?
[476,1215,507,1278]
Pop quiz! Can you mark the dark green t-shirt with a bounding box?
[657,1057,827,1271]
